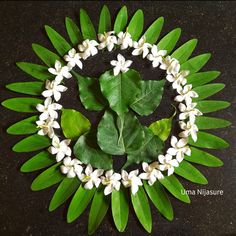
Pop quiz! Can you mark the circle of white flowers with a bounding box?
[36,31,202,196]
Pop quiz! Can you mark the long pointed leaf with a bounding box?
[65,17,83,45]
[196,100,230,113]
[98,5,111,34]
[195,116,231,129]
[114,6,128,33]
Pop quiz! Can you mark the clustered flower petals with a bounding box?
[78,39,99,60]
[60,157,83,178]
[132,36,152,58]
[98,31,118,51]
[101,170,121,195]
[110,54,133,76]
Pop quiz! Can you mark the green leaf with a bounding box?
[7,115,38,135]
[131,187,152,233]
[45,25,71,56]
[80,9,97,40]
[181,53,211,74]
[49,177,80,211]
[61,109,91,140]
[2,97,42,113]
[193,83,225,101]
[16,62,53,81]
[31,162,64,191]
[127,9,144,41]
[74,133,113,170]
[189,131,229,149]
[98,5,111,34]
[196,100,230,113]
[187,71,220,88]
[20,151,55,172]
[99,69,141,116]
[159,175,190,203]
[13,134,51,152]
[65,17,83,45]
[97,111,144,155]
[6,82,44,95]
[185,147,223,167]
[111,187,129,232]
[144,17,164,44]
[174,160,208,184]
[195,116,231,130]
[114,6,128,33]
[75,73,106,111]
[88,188,110,235]
[157,28,181,54]
[32,43,61,67]
[171,39,198,64]
[131,79,165,116]
[144,181,173,221]
[67,186,95,223]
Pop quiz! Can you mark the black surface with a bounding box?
[0,1,235,236]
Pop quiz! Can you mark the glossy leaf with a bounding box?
[174,160,208,184]
[80,9,97,40]
[111,187,129,232]
[114,6,128,33]
[187,71,220,88]
[98,5,111,34]
[32,43,61,67]
[20,151,55,172]
[131,79,165,116]
[45,25,71,56]
[99,69,141,116]
[97,111,144,155]
[189,131,229,149]
[181,53,211,74]
[127,9,144,41]
[185,147,223,167]
[65,17,83,45]
[61,109,91,140]
[16,62,53,81]
[49,177,80,211]
[2,97,42,113]
[131,187,152,233]
[74,133,113,170]
[67,185,96,223]
[13,134,51,152]
[193,83,225,101]
[157,28,181,54]
[159,175,190,203]
[6,82,44,95]
[196,100,230,113]
[171,39,198,64]
[195,116,231,130]
[7,115,38,135]
[88,188,110,235]
[144,181,173,221]
[144,17,164,44]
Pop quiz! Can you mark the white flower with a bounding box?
[36,117,60,138]
[98,31,117,51]
[48,60,72,83]
[166,68,189,90]
[48,136,72,162]
[132,36,151,58]
[158,154,179,176]
[60,157,83,178]
[139,162,164,186]
[101,170,121,195]
[147,45,167,67]
[117,31,133,49]
[167,136,191,162]
[79,164,104,189]
[121,170,142,195]
[64,48,83,69]
[160,56,180,75]
[78,39,99,60]
[110,54,132,76]
[179,102,202,124]
[41,80,67,102]
[36,97,62,121]
[179,121,199,142]
[175,84,198,105]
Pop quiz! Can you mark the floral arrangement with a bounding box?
[2,5,230,234]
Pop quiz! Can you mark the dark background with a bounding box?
[0,1,235,235]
